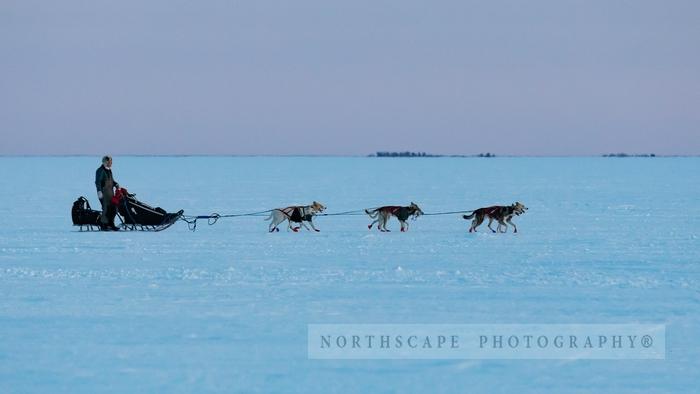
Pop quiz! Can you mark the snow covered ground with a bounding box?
[0,156,698,393]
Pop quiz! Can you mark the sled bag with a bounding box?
[71,196,101,226]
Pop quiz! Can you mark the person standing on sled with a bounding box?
[95,155,120,231]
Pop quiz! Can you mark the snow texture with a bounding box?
[0,157,698,393]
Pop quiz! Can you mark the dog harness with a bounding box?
[279,206,314,223]
[380,206,416,221]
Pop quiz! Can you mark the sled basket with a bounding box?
[116,192,183,232]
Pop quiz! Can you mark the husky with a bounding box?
[265,202,326,232]
[365,203,424,232]
[463,202,527,233]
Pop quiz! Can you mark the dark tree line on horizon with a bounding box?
[602,153,656,157]
[370,152,660,158]
[371,151,496,158]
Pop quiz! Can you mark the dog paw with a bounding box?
[315,229,320,232]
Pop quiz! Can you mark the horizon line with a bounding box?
[1,153,698,158]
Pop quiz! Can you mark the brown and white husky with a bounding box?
[463,202,527,233]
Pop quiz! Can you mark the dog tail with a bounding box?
[463,212,475,220]
[365,208,379,218]
[264,212,273,221]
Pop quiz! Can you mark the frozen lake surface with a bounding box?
[0,157,698,393]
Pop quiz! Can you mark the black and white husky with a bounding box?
[265,201,326,232]
[365,202,423,232]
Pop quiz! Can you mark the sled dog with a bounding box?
[265,202,326,232]
[365,203,423,232]
[463,202,527,233]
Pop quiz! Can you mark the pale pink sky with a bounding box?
[1,0,698,155]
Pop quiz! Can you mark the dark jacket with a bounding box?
[95,165,118,192]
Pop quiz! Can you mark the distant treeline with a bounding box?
[602,153,656,157]
[371,151,496,158]
[370,152,660,158]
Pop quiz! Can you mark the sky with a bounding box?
[1,0,698,156]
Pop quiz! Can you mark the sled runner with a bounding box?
[113,188,184,231]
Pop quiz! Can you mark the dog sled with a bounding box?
[71,188,184,232]
[71,187,527,233]
[114,188,183,231]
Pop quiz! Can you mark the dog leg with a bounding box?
[268,215,275,232]
[302,221,319,232]
[498,220,507,233]
[487,218,497,233]
[311,220,321,232]
[472,216,484,232]
[507,218,517,233]
[368,218,378,230]
[269,215,282,232]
